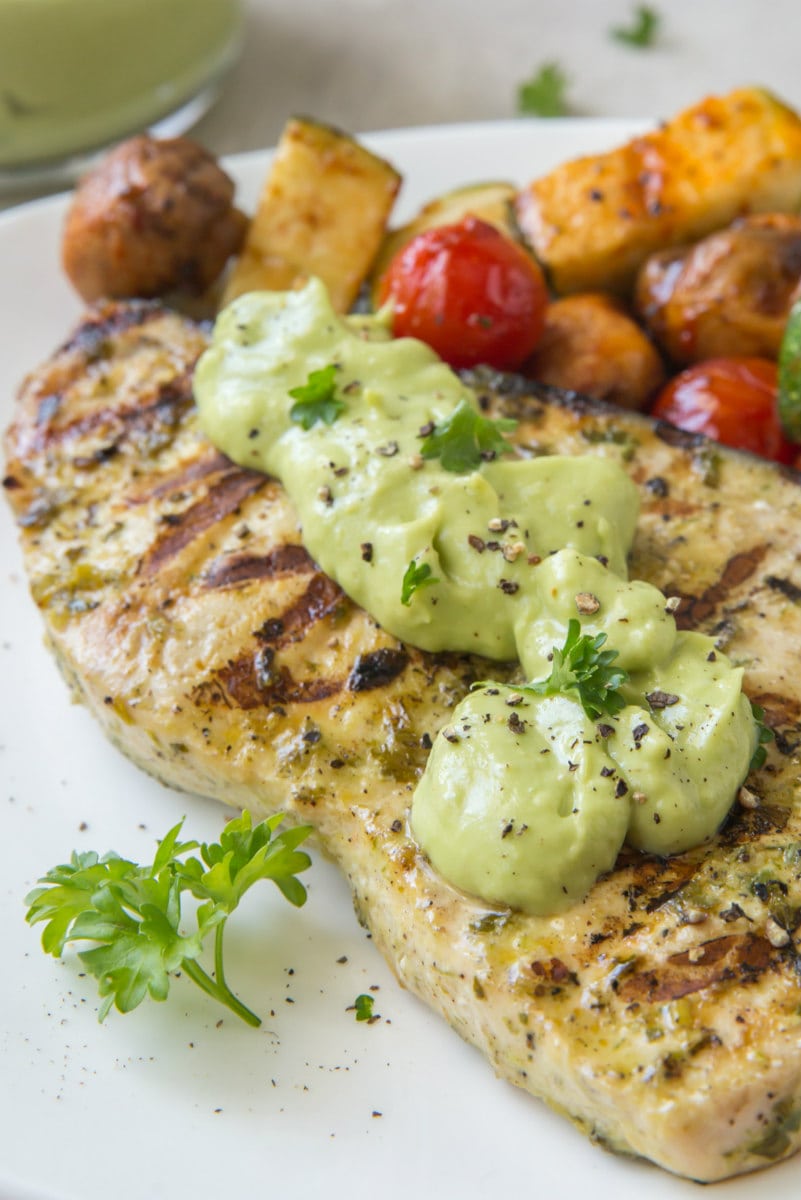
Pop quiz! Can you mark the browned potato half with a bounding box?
[515,88,801,297]
[524,293,666,410]
[223,117,401,312]
[62,135,247,302]
[635,213,801,364]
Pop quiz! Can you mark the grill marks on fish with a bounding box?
[138,467,268,578]
[6,305,801,1182]
[202,543,316,589]
[618,933,779,1004]
[347,647,410,692]
[670,545,770,629]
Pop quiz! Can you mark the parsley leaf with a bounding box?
[749,701,774,772]
[778,297,801,441]
[420,399,517,473]
[611,5,660,47]
[25,811,312,1027]
[353,993,375,1021]
[401,559,439,606]
[525,619,629,720]
[517,63,570,118]
[289,364,345,429]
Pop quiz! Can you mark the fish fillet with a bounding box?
[4,300,801,1181]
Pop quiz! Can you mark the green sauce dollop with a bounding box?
[195,279,759,915]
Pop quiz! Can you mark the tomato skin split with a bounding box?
[379,217,548,371]
[651,357,799,465]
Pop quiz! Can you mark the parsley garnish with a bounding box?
[778,297,801,441]
[420,399,517,473]
[611,5,660,47]
[25,811,312,1027]
[526,619,629,720]
[517,63,570,117]
[401,559,439,606]
[353,993,375,1021]
[749,701,774,772]
[289,364,345,429]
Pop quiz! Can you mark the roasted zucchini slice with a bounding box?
[223,117,401,312]
[369,180,519,306]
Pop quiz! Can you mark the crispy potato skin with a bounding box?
[635,214,801,364]
[523,293,666,410]
[62,135,247,302]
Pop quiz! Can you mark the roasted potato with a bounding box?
[635,213,801,364]
[62,135,247,302]
[523,293,666,410]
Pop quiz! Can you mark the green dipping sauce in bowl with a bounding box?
[0,0,242,171]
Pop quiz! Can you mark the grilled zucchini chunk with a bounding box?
[223,117,401,312]
[515,88,801,297]
[369,180,519,306]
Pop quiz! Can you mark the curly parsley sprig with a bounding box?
[525,619,629,720]
[289,364,345,429]
[611,5,661,47]
[25,811,312,1027]
[517,63,570,117]
[749,701,774,772]
[401,559,439,606]
[419,399,517,473]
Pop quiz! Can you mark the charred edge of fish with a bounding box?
[718,802,791,843]
[347,647,410,693]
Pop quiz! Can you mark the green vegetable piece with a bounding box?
[419,398,517,473]
[517,63,570,117]
[611,5,660,47]
[353,993,375,1021]
[749,701,774,772]
[778,297,801,441]
[401,559,439,606]
[289,364,345,429]
[25,811,312,1027]
[525,618,629,720]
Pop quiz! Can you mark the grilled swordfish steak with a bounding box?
[5,299,801,1182]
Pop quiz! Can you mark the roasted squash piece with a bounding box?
[223,117,401,312]
[515,88,801,297]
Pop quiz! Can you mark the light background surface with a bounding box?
[3,0,801,209]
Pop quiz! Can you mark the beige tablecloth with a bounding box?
[3,0,800,210]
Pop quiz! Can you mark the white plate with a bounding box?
[1,119,797,1200]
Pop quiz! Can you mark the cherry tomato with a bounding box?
[378,216,548,371]
[651,357,798,464]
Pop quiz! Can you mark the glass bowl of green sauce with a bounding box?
[0,0,242,188]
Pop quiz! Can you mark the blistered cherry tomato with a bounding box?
[378,216,548,371]
[651,357,798,464]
